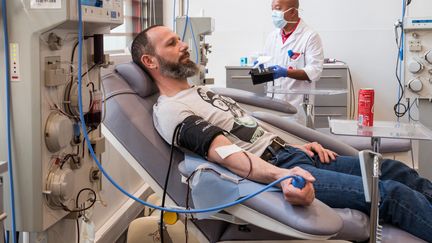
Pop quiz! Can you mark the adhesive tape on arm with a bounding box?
[215,144,243,159]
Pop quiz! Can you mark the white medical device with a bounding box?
[404,17,432,98]
[403,12,432,180]
[175,14,215,85]
[0,0,122,232]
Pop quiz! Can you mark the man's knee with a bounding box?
[380,180,413,201]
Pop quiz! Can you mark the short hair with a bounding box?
[131,25,162,72]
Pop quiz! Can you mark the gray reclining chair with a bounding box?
[101,62,424,242]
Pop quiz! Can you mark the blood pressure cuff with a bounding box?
[177,115,225,159]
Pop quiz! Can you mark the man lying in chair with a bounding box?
[131,25,432,242]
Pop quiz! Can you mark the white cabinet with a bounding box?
[226,63,350,128]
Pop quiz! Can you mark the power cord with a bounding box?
[59,153,79,170]
[70,36,94,84]
[71,188,97,243]
[61,188,97,213]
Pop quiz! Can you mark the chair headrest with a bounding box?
[115,62,158,98]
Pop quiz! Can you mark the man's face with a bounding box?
[146,26,198,79]
[272,0,298,20]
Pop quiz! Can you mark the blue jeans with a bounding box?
[268,146,432,242]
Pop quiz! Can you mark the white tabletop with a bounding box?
[266,85,348,96]
[329,119,432,140]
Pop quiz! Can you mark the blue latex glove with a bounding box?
[269,65,288,79]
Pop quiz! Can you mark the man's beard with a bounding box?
[156,54,199,79]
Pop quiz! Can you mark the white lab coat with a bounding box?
[263,19,324,124]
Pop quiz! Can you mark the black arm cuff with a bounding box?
[177,115,225,158]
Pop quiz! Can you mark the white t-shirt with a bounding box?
[153,86,276,156]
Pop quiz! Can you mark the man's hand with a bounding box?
[278,167,316,206]
[293,142,338,163]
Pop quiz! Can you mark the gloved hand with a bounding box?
[252,60,265,70]
[269,65,288,79]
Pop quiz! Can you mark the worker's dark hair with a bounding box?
[131,25,162,72]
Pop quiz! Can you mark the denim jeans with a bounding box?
[268,145,432,242]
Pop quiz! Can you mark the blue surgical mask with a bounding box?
[271,8,299,29]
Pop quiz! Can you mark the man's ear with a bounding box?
[141,55,158,70]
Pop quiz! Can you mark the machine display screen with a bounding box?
[82,0,103,7]
[412,19,432,24]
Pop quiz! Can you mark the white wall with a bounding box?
[163,0,432,121]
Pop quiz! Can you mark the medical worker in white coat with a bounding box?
[264,0,324,124]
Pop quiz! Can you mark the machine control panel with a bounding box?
[404,17,432,98]
[70,0,123,26]
[9,43,21,82]
[404,17,432,29]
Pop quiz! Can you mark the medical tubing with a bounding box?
[398,0,407,63]
[172,0,176,30]
[160,124,182,243]
[1,0,18,242]
[186,0,199,64]
[188,18,199,64]
[77,2,299,215]
[180,0,189,41]
[179,0,199,63]
[394,0,409,119]
[239,152,253,182]
[398,0,406,117]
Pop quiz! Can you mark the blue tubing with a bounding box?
[1,0,18,242]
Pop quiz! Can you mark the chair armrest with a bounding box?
[252,111,359,156]
[211,87,297,115]
[178,161,343,239]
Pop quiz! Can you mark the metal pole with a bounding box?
[372,137,381,154]
[179,0,184,16]
[369,138,382,243]
[302,94,314,129]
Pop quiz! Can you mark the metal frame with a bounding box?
[1,161,7,243]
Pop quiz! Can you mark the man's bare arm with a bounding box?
[207,135,316,205]
[287,69,310,81]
